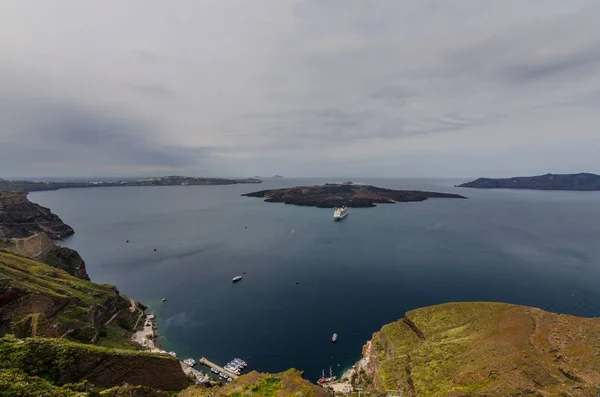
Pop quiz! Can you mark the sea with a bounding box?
[28,178,600,381]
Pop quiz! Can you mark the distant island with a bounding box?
[272,175,284,178]
[457,173,600,191]
[242,183,466,208]
[0,175,262,193]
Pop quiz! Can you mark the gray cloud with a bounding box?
[128,83,175,99]
[504,43,600,84]
[0,0,599,177]
[0,86,213,175]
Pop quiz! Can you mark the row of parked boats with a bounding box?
[180,356,247,382]
[224,358,247,375]
[210,367,233,382]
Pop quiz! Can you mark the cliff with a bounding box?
[242,184,466,208]
[0,192,91,280]
[179,369,330,397]
[40,245,90,280]
[356,302,600,396]
[0,336,189,392]
[457,173,600,191]
[0,191,74,239]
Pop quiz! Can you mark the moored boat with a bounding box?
[183,358,196,366]
[317,367,337,385]
[232,275,242,282]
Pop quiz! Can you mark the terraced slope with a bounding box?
[0,251,142,348]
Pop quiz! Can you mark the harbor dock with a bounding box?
[199,356,239,379]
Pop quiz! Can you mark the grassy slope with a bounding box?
[0,251,142,347]
[0,335,188,392]
[178,370,329,397]
[368,302,600,396]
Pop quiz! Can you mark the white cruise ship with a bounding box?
[333,206,348,220]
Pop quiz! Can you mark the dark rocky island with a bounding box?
[458,172,600,191]
[0,175,262,193]
[242,183,466,208]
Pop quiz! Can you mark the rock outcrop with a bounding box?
[243,184,466,208]
[457,172,600,190]
[40,245,89,280]
[0,192,74,239]
[356,302,600,396]
[0,192,91,280]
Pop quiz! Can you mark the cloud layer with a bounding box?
[1,0,599,177]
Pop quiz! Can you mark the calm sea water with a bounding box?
[29,178,600,381]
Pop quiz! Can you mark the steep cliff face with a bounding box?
[358,302,600,396]
[0,336,189,391]
[0,191,90,280]
[40,245,90,280]
[0,192,74,239]
[0,251,141,347]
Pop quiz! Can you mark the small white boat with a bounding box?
[232,275,242,282]
[333,206,348,221]
[183,358,196,366]
[332,333,338,343]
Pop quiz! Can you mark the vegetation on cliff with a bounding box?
[242,184,466,208]
[179,369,328,397]
[0,335,188,393]
[457,173,600,190]
[0,251,141,347]
[359,302,600,396]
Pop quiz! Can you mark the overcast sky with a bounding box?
[1,1,599,178]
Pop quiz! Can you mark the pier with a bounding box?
[199,357,239,379]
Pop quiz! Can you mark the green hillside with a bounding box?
[0,250,142,348]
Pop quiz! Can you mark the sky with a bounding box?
[1,0,599,179]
